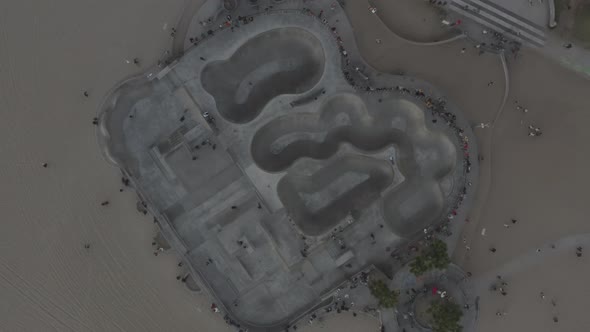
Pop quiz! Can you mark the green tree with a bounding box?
[428,300,463,332]
[368,280,399,308]
[409,239,451,276]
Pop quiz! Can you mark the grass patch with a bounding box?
[574,4,590,42]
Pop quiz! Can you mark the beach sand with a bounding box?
[0,0,231,330]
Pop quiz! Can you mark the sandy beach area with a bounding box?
[0,0,232,330]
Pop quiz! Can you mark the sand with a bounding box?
[475,246,590,331]
[1,0,589,331]
[0,0,231,330]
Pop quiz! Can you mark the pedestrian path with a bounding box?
[449,0,546,47]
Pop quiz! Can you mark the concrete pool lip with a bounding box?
[98,3,478,331]
[201,27,326,124]
[250,91,458,238]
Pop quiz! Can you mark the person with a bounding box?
[84,244,90,249]
[133,58,140,65]
[490,247,497,253]
[101,200,109,206]
[487,81,494,86]
[83,91,89,97]
[461,47,466,54]
[42,162,48,168]
[92,117,98,125]
[564,43,573,49]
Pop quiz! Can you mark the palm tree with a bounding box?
[409,239,451,276]
[368,280,399,308]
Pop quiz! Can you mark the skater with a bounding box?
[490,247,497,253]
[83,91,89,97]
[101,200,110,206]
[42,162,48,168]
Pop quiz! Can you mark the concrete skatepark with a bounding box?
[3,0,590,331]
[99,3,474,330]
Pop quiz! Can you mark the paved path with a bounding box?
[444,0,590,79]
[172,0,209,57]
[449,0,547,47]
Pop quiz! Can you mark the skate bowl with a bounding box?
[201,27,325,124]
[251,93,457,237]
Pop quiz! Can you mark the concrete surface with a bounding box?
[99,2,475,330]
